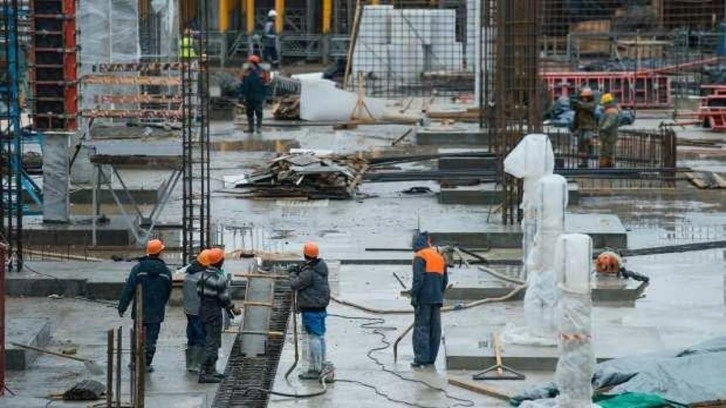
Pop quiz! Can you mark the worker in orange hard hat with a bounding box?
[117,239,172,373]
[197,247,241,383]
[572,86,597,168]
[289,242,332,380]
[182,249,210,373]
[239,54,270,134]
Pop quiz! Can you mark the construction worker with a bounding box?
[571,87,597,168]
[197,247,240,383]
[262,10,280,68]
[179,27,197,60]
[409,231,448,368]
[182,249,209,373]
[117,239,172,373]
[288,242,331,380]
[599,93,620,168]
[239,55,269,134]
[596,251,650,282]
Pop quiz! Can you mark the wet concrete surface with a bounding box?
[7,112,726,407]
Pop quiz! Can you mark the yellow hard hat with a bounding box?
[600,93,614,105]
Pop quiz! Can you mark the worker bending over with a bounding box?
[598,93,620,168]
[197,248,241,383]
[571,87,597,168]
[239,55,269,134]
[410,232,448,368]
[289,242,332,380]
[117,239,172,373]
[183,250,209,372]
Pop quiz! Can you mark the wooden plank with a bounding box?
[685,172,726,189]
[447,377,512,401]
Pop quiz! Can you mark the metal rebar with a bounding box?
[134,285,145,408]
[116,326,122,408]
[107,329,114,408]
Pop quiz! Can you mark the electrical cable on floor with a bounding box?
[329,313,475,408]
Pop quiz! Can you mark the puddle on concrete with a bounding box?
[210,139,301,152]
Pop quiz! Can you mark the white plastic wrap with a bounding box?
[503,133,555,279]
[523,174,568,337]
[79,0,140,66]
[555,233,595,408]
[42,133,71,223]
[299,80,385,122]
[150,0,178,59]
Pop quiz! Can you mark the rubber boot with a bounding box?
[190,346,204,373]
[145,352,155,373]
[186,348,196,372]
[198,360,223,383]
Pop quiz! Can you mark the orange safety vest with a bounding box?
[415,247,445,275]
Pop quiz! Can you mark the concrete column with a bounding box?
[245,0,255,33]
[219,0,230,32]
[275,0,285,33]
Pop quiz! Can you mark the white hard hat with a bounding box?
[268,10,277,17]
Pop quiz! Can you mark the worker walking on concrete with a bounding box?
[117,239,172,373]
[239,55,269,134]
[262,10,279,68]
[179,27,197,60]
[289,242,331,380]
[571,87,597,168]
[182,249,209,373]
[598,93,620,168]
[409,231,448,368]
[197,248,240,383]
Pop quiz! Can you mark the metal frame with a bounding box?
[91,163,182,246]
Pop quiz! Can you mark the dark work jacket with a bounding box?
[289,258,330,312]
[239,67,268,103]
[572,100,597,131]
[411,234,448,306]
[118,256,172,324]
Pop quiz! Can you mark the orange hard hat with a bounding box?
[248,55,260,64]
[207,247,225,265]
[595,251,620,274]
[196,249,211,267]
[146,239,165,255]
[303,242,319,258]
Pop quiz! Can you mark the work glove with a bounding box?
[401,290,412,298]
[410,296,418,308]
[118,310,124,318]
[231,304,242,316]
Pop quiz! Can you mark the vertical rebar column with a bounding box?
[555,233,594,408]
[0,243,6,395]
[116,326,121,408]
[494,0,540,225]
[106,329,114,407]
[133,285,145,408]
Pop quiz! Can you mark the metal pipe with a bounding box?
[0,243,6,395]
[116,327,121,408]
[134,285,145,408]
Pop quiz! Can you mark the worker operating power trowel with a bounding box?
[595,251,650,282]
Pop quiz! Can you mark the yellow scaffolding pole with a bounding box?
[275,0,284,33]
[219,0,230,32]
[245,0,255,34]
[370,0,379,5]
[322,0,332,34]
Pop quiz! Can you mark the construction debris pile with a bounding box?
[231,153,368,199]
[273,96,300,120]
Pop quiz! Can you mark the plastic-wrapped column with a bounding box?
[503,134,555,279]
[524,174,567,337]
[554,233,594,408]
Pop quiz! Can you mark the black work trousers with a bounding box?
[245,100,263,132]
[201,314,223,374]
[412,304,442,365]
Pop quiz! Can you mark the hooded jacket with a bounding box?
[572,99,597,131]
[182,261,206,316]
[196,266,233,321]
[118,256,172,324]
[411,233,448,306]
[239,66,268,103]
[289,258,330,312]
